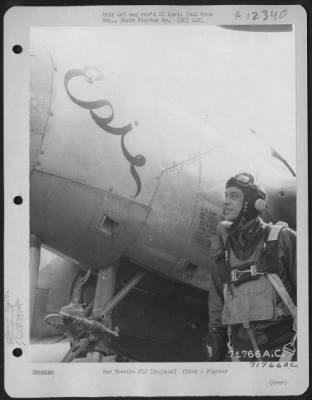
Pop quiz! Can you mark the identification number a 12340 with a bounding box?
[235,9,288,22]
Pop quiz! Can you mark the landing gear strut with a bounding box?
[45,262,146,362]
[86,263,117,362]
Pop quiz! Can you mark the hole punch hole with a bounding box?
[12,45,23,54]
[13,196,23,205]
[13,348,23,357]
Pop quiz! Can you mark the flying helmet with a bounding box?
[226,172,267,220]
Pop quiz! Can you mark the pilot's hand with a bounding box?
[206,344,213,359]
[205,327,227,361]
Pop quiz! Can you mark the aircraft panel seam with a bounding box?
[31,169,151,210]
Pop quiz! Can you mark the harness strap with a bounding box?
[266,273,297,331]
[265,223,296,326]
[266,224,297,361]
[247,328,263,361]
[220,221,296,361]
[216,221,229,249]
[227,326,241,362]
[267,222,287,242]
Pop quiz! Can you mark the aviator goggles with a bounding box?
[226,173,255,189]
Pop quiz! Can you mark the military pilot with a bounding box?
[206,173,297,362]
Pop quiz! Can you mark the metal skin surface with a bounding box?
[30,47,296,291]
[30,48,54,171]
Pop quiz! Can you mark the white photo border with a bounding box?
[3,4,308,397]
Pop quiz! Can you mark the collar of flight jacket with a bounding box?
[226,217,267,261]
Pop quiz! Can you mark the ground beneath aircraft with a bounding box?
[30,338,116,362]
[30,337,70,362]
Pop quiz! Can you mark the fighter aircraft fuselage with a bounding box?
[30,47,296,292]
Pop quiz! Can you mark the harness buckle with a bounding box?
[279,342,296,362]
[231,269,238,282]
[231,265,264,282]
[250,264,257,276]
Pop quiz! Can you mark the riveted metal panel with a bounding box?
[30,171,149,270]
[127,158,200,280]
[30,48,54,172]
[31,58,218,205]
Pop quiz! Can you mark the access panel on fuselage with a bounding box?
[30,171,149,269]
[127,158,200,280]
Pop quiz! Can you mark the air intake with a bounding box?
[96,215,120,237]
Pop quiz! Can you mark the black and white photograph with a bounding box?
[4,5,308,397]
